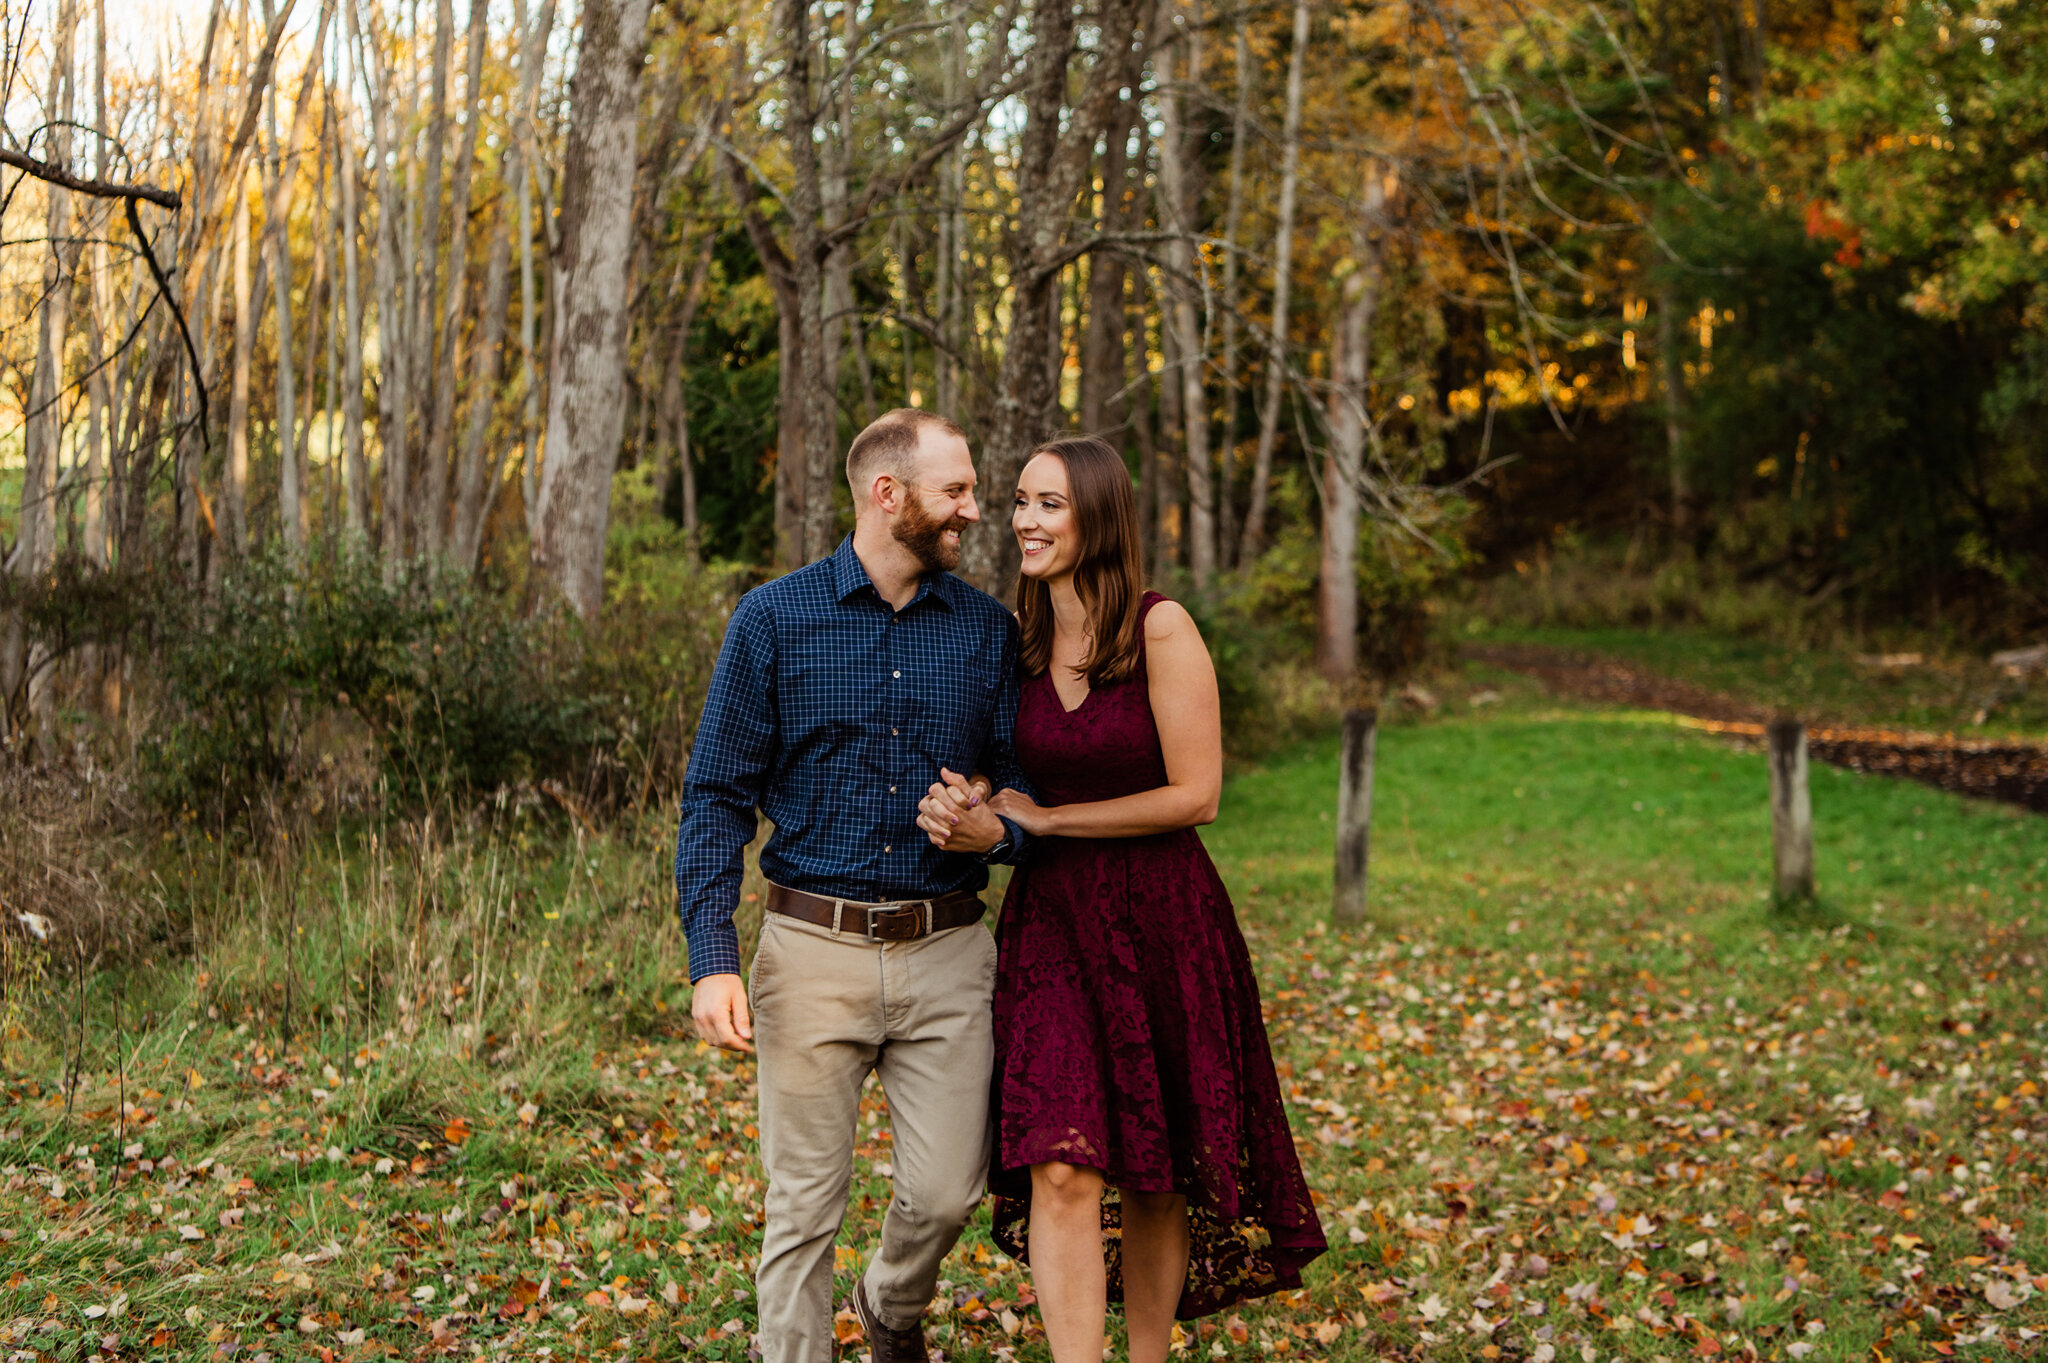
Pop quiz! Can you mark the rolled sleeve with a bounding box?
[675,597,778,982]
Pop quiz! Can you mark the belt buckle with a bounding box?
[865,903,925,942]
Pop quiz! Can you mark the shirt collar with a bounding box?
[830,535,958,612]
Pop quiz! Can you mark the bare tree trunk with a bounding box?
[529,0,653,618]
[960,0,1149,594]
[658,234,716,555]
[410,0,454,467]
[300,140,327,540]
[518,156,541,530]
[228,161,254,552]
[934,3,966,420]
[785,2,845,565]
[336,19,369,539]
[726,151,807,570]
[513,0,556,534]
[451,0,554,569]
[1317,231,1382,683]
[1078,96,1135,437]
[420,0,488,558]
[1215,13,1250,570]
[1157,18,1214,583]
[1156,270,1185,569]
[5,0,80,738]
[1238,0,1308,568]
[1659,282,1690,532]
[265,72,304,551]
[361,0,410,570]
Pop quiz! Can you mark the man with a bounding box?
[675,408,1028,1363]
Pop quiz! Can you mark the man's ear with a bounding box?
[871,473,901,515]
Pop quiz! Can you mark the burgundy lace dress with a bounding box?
[988,593,1326,1319]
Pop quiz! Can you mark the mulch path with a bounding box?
[1464,642,2048,815]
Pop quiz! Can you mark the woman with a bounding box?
[918,437,1325,1363]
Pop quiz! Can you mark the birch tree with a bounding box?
[528,0,653,618]
[1237,0,1308,568]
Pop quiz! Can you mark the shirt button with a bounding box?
[892,670,901,678]
[891,728,899,736]
[889,786,897,794]
[884,845,892,854]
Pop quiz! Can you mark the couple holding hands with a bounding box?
[675,409,1324,1363]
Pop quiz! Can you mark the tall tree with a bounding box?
[1157,11,1215,582]
[528,0,653,618]
[1237,0,1308,568]
[960,0,1150,595]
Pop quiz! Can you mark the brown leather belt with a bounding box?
[764,883,986,942]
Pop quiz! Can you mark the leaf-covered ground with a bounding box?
[3,670,2045,1362]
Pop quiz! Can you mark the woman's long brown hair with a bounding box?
[1015,437,1147,686]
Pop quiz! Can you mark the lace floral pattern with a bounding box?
[989,594,1327,1319]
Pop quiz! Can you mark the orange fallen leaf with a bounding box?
[444,1117,472,1146]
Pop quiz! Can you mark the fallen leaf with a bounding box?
[443,1117,472,1146]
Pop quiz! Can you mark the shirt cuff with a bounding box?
[980,814,1029,865]
[685,923,744,983]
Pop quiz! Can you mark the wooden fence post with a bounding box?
[1767,715,1814,901]
[1333,705,1377,924]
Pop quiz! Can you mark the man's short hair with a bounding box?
[845,408,967,498]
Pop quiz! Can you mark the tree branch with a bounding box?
[0,146,179,208]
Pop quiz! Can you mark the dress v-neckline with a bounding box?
[1044,668,1093,716]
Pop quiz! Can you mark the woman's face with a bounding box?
[1014,453,1080,581]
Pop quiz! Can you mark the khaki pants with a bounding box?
[750,910,997,1363]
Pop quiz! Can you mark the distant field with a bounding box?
[2,676,2043,1362]
[1472,624,2048,740]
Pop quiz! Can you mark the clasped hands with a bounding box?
[917,767,1047,852]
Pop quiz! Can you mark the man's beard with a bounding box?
[893,494,969,573]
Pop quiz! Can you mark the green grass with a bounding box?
[0,463,21,547]
[1471,623,2048,739]
[4,675,2045,1362]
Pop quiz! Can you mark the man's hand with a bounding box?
[917,767,1005,854]
[692,973,754,1053]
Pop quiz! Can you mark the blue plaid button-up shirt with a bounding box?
[674,536,1034,981]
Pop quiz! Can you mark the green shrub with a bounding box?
[145,544,585,819]
[143,527,745,824]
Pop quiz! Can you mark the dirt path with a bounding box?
[1465,642,2048,814]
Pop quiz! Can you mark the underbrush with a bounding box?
[1458,541,1844,649]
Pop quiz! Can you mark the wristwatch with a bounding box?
[979,832,1014,864]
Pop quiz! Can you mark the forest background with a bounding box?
[0,0,2044,792]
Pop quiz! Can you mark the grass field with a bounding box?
[1470,625,2048,740]
[3,670,2045,1362]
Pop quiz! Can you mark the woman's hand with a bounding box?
[917,768,1005,853]
[988,787,1050,837]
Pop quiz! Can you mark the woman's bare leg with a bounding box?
[1119,1190,1190,1363]
[1030,1162,1108,1363]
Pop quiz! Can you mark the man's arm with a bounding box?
[675,598,778,1048]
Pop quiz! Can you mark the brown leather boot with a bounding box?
[850,1275,926,1363]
